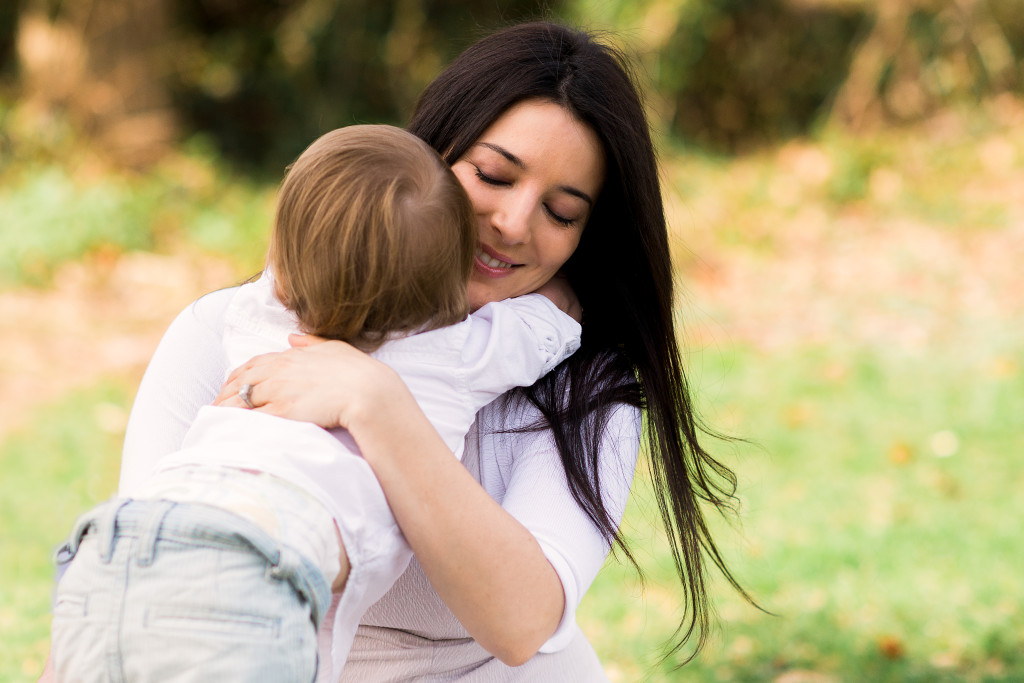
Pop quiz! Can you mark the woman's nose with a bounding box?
[491,194,532,245]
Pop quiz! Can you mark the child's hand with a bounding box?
[533,273,582,323]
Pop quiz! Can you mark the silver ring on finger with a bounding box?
[239,383,255,409]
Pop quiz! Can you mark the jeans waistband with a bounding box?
[60,498,332,627]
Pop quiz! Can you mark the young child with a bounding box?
[50,125,581,682]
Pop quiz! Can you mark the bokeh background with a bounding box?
[2,1,1022,681]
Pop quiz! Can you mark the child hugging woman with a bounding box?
[50,124,581,682]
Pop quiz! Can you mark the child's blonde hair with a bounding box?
[269,125,475,350]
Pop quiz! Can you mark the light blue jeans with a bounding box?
[51,498,331,683]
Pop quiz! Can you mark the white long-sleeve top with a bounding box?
[118,284,640,664]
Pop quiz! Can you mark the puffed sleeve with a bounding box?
[460,294,581,408]
[476,398,641,652]
[117,287,235,494]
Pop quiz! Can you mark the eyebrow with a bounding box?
[478,142,595,206]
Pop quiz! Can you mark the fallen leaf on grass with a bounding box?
[878,634,906,659]
[887,441,914,465]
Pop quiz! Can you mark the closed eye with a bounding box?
[545,205,577,227]
[474,168,509,187]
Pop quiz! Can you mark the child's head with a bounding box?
[270,125,475,350]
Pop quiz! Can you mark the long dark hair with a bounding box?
[409,21,758,662]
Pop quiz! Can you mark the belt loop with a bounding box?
[136,500,176,567]
[96,499,132,563]
[269,548,315,620]
[269,546,300,581]
[269,547,329,627]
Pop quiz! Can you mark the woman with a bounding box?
[46,21,752,681]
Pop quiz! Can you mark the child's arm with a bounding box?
[462,287,582,410]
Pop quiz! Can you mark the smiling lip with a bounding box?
[474,245,522,277]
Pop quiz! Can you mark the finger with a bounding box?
[215,374,246,405]
[222,376,276,410]
[215,361,276,405]
[216,392,245,409]
[216,379,255,408]
[221,357,261,392]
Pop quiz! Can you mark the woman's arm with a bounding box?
[214,336,639,665]
[484,397,640,653]
[118,288,234,492]
[360,390,565,664]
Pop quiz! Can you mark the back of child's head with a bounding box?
[269,125,475,350]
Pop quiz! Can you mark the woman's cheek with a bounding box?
[544,231,584,272]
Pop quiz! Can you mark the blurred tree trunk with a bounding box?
[951,0,1020,92]
[828,1,916,131]
[829,0,1021,132]
[17,0,178,168]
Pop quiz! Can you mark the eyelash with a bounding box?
[474,167,578,227]
[474,169,507,187]
[545,207,575,227]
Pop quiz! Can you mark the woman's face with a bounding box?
[451,99,606,309]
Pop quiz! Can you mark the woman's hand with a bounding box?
[214,335,407,433]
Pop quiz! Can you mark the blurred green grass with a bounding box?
[579,345,1024,681]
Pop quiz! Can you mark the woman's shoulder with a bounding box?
[142,286,239,383]
[150,285,239,351]
[182,286,239,332]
